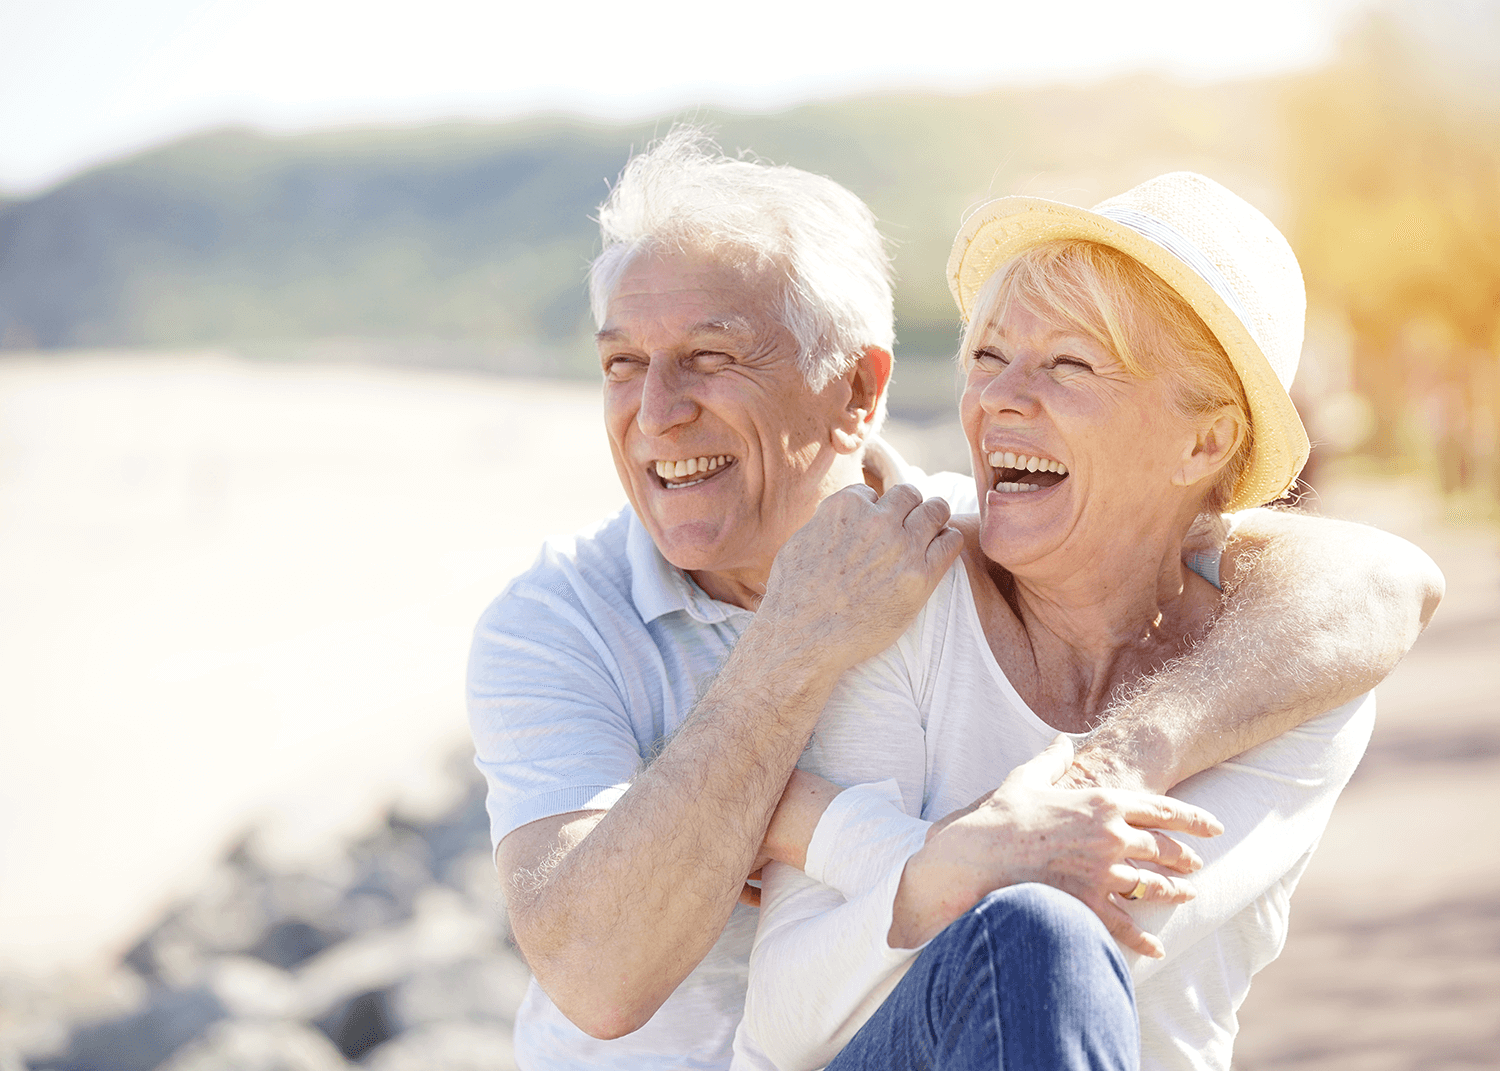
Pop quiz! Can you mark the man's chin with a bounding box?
[650,521,738,572]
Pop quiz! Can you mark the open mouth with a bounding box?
[653,454,734,489]
[987,451,1069,494]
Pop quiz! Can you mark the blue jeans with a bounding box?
[824,884,1139,1071]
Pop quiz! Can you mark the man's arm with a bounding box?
[496,485,960,1039]
[1066,509,1443,793]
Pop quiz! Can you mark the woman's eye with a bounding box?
[972,348,1007,367]
[1054,356,1092,371]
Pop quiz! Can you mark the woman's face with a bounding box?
[960,299,1205,576]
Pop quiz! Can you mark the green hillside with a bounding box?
[0,77,1280,392]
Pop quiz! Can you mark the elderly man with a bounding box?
[467,131,1441,1069]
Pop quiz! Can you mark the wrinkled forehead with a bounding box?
[602,243,789,332]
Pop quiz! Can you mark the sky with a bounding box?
[0,0,1373,196]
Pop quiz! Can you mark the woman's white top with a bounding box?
[732,561,1375,1071]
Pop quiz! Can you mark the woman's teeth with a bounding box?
[655,455,731,485]
[986,452,1068,494]
[986,452,1068,475]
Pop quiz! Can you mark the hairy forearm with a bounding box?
[505,619,845,1037]
[1072,508,1444,793]
[503,485,962,1037]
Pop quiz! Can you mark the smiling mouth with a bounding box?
[987,451,1069,494]
[653,454,734,489]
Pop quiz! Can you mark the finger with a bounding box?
[927,525,964,571]
[1015,734,1075,787]
[902,494,953,536]
[1108,863,1194,904]
[738,882,761,909]
[1142,829,1203,874]
[1115,826,1203,874]
[1091,896,1166,959]
[879,482,923,514]
[1116,794,1224,838]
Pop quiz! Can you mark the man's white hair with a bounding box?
[588,128,895,407]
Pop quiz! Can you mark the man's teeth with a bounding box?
[655,455,731,481]
[986,451,1068,475]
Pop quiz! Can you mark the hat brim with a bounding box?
[947,197,1309,513]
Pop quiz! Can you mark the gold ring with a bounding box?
[1123,872,1149,901]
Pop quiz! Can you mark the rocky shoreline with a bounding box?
[5,751,526,1071]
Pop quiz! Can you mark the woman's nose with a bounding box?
[978,362,1039,417]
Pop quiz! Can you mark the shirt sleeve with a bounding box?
[1123,690,1377,984]
[745,783,930,1071]
[466,567,647,851]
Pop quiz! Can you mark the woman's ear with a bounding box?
[832,346,893,454]
[1173,406,1245,488]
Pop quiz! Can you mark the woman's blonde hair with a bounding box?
[964,239,1253,513]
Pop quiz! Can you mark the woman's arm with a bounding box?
[745,744,1213,1071]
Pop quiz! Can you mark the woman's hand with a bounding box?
[890,736,1223,957]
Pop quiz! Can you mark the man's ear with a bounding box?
[832,346,893,453]
[1173,406,1245,488]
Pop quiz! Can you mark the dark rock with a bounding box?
[250,921,339,971]
[314,989,395,1062]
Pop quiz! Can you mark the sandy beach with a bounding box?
[1,355,1496,1068]
[0,353,625,976]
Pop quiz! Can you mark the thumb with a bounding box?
[1016,734,1075,787]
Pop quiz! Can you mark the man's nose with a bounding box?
[637,357,700,436]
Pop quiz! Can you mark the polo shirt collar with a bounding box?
[626,509,747,625]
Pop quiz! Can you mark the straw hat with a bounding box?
[946,172,1310,512]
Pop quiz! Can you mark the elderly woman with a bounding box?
[733,174,1380,1071]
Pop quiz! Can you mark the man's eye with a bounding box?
[695,350,733,369]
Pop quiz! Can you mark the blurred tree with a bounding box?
[1284,0,1500,499]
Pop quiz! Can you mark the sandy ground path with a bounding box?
[1230,480,1500,1070]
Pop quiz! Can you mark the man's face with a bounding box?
[598,247,858,603]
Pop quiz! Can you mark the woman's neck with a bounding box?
[962,519,1221,733]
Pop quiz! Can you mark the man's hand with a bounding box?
[890,736,1222,957]
[757,483,962,674]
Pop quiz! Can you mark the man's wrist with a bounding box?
[1065,740,1160,793]
[730,611,851,711]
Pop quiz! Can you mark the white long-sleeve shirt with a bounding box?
[733,560,1375,1071]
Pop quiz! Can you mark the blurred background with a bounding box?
[1,0,1496,1067]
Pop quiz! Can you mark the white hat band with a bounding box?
[1097,205,1258,350]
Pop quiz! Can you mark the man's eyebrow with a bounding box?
[595,318,757,346]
